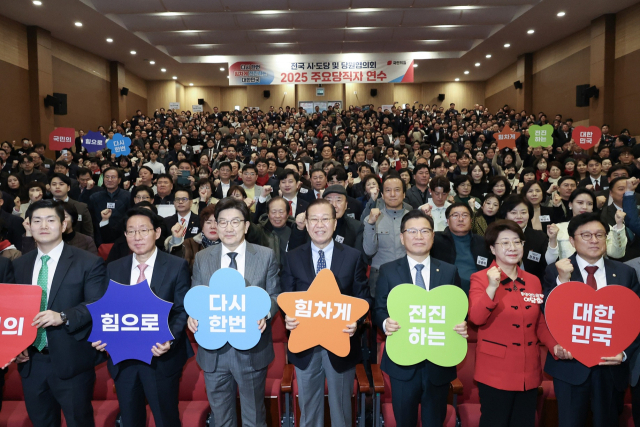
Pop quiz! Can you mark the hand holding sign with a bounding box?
[277,270,369,357]
[87,280,174,364]
[184,268,271,351]
[386,284,468,367]
[0,284,42,367]
[528,124,554,148]
[545,281,640,367]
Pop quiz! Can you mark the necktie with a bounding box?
[415,264,427,290]
[594,180,601,191]
[316,250,326,274]
[585,266,598,290]
[180,218,187,237]
[228,252,238,270]
[316,192,321,199]
[288,200,293,216]
[136,263,148,284]
[34,255,51,351]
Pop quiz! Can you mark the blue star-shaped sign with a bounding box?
[87,280,174,364]
[81,131,106,153]
[184,268,271,351]
[106,133,131,157]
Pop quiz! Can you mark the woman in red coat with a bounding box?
[469,220,568,427]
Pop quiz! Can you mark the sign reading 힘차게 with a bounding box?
[228,54,414,86]
[545,281,640,367]
[87,279,174,364]
[385,284,468,367]
[184,268,272,351]
[0,284,42,367]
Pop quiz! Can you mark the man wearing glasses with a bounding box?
[164,189,200,240]
[543,212,640,427]
[188,198,280,427]
[374,210,467,427]
[241,164,269,214]
[92,207,191,426]
[89,168,132,245]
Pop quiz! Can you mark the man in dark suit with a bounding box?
[69,168,103,206]
[13,199,107,427]
[281,198,370,427]
[287,186,364,252]
[428,123,446,146]
[164,189,200,240]
[92,207,191,426]
[543,212,640,427]
[0,257,15,411]
[50,173,94,237]
[0,191,25,251]
[578,156,609,191]
[374,210,466,427]
[253,169,309,222]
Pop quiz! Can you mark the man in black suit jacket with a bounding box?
[0,192,24,251]
[163,189,200,240]
[374,210,466,427]
[542,213,640,427]
[13,200,107,427]
[68,168,103,206]
[281,199,370,427]
[93,207,191,426]
[0,257,15,411]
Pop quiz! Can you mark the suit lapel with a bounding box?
[603,258,619,286]
[395,256,413,286]
[569,255,583,282]
[244,243,257,287]
[150,251,168,295]
[48,245,73,309]
[21,251,38,285]
[329,242,345,281]
[118,256,134,285]
[302,243,316,283]
[429,258,442,289]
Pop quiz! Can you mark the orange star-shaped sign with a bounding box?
[277,270,370,357]
[495,127,521,150]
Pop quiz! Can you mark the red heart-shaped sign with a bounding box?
[572,126,602,150]
[0,284,42,366]
[545,282,640,367]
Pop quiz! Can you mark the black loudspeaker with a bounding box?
[370,89,377,97]
[198,98,205,105]
[263,90,270,98]
[44,94,59,109]
[514,80,523,89]
[52,93,67,115]
[120,87,129,96]
[438,94,445,101]
[585,85,599,99]
[576,84,590,107]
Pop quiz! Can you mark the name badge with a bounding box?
[602,186,609,190]
[477,256,488,267]
[539,215,550,222]
[77,214,82,221]
[475,201,481,209]
[346,213,355,219]
[335,235,344,243]
[44,164,50,169]
[107,203,115,209]
[299,188,308,194]
[527,251,541,262]
[191,227,199,234]
[521,292,544,304]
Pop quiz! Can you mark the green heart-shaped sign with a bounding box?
[528,124,554,147]
[386,284,468,367]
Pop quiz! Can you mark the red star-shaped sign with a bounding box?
[277,270,370,357]
[495,127,521,150]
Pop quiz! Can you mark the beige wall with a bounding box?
[220,87,248,111]
[247,84,296,111]
[296,84,345,104]
[184,86,221,112]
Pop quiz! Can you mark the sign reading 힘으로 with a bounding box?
[87,280,174,364]
[385,284,468,367]
[228,54,414,85]
[82,131,106,153]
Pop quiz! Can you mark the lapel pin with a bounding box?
[613,274,617,277]
[436,269,439,272]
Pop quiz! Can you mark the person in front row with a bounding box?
[281,198,370,427]
[188,198,280,427]
[92,207,191,426]
[13,199,107,427]
[543,212,640,427]
[374,210,467,427]
[469,220,563,427]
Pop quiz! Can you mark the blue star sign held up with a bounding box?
[184,268,271,351]
[87,280,174,364]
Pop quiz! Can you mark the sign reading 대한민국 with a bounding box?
[385,284,468,367]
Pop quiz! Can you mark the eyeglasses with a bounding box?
[134,195,150,201]
[125,229,153,237]
[449,213,470,220]
[174,197,190,203]
[104,175,119,181]
[307,217,334,226]
[495,240,524,249]
[402,228,433,236]
[217,218,244,228]
[576,232,606,241]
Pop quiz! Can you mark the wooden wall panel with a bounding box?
[485,86,517,115]
[393,84,422,106]
[616,2,640,58]
[220,87,247,111]
[344,83,394,107]
[175,83,185,111]
[422,82,485,108]
[52,57,111,131]
[51,37,109,82]
[296,84,345,105]
[485,62,517,98]
[184,86,222,112]
[532,48,590,122]
[146,81,178,112]
[125,69,147,98]
[613,48,640,135]
[126,92,147,121]
[532,28,590,74]
[247,84,295,111]
[0,60,31,141]
[0,14,28,70]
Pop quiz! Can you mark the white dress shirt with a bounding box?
[407,255,431,290]
[311,240,334,273]
[32,240,65,346]
[130,247,158,287]
[428,200,451,232]
[221,240,247,277]
[284,195,298,216]
[575,255,607,289]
